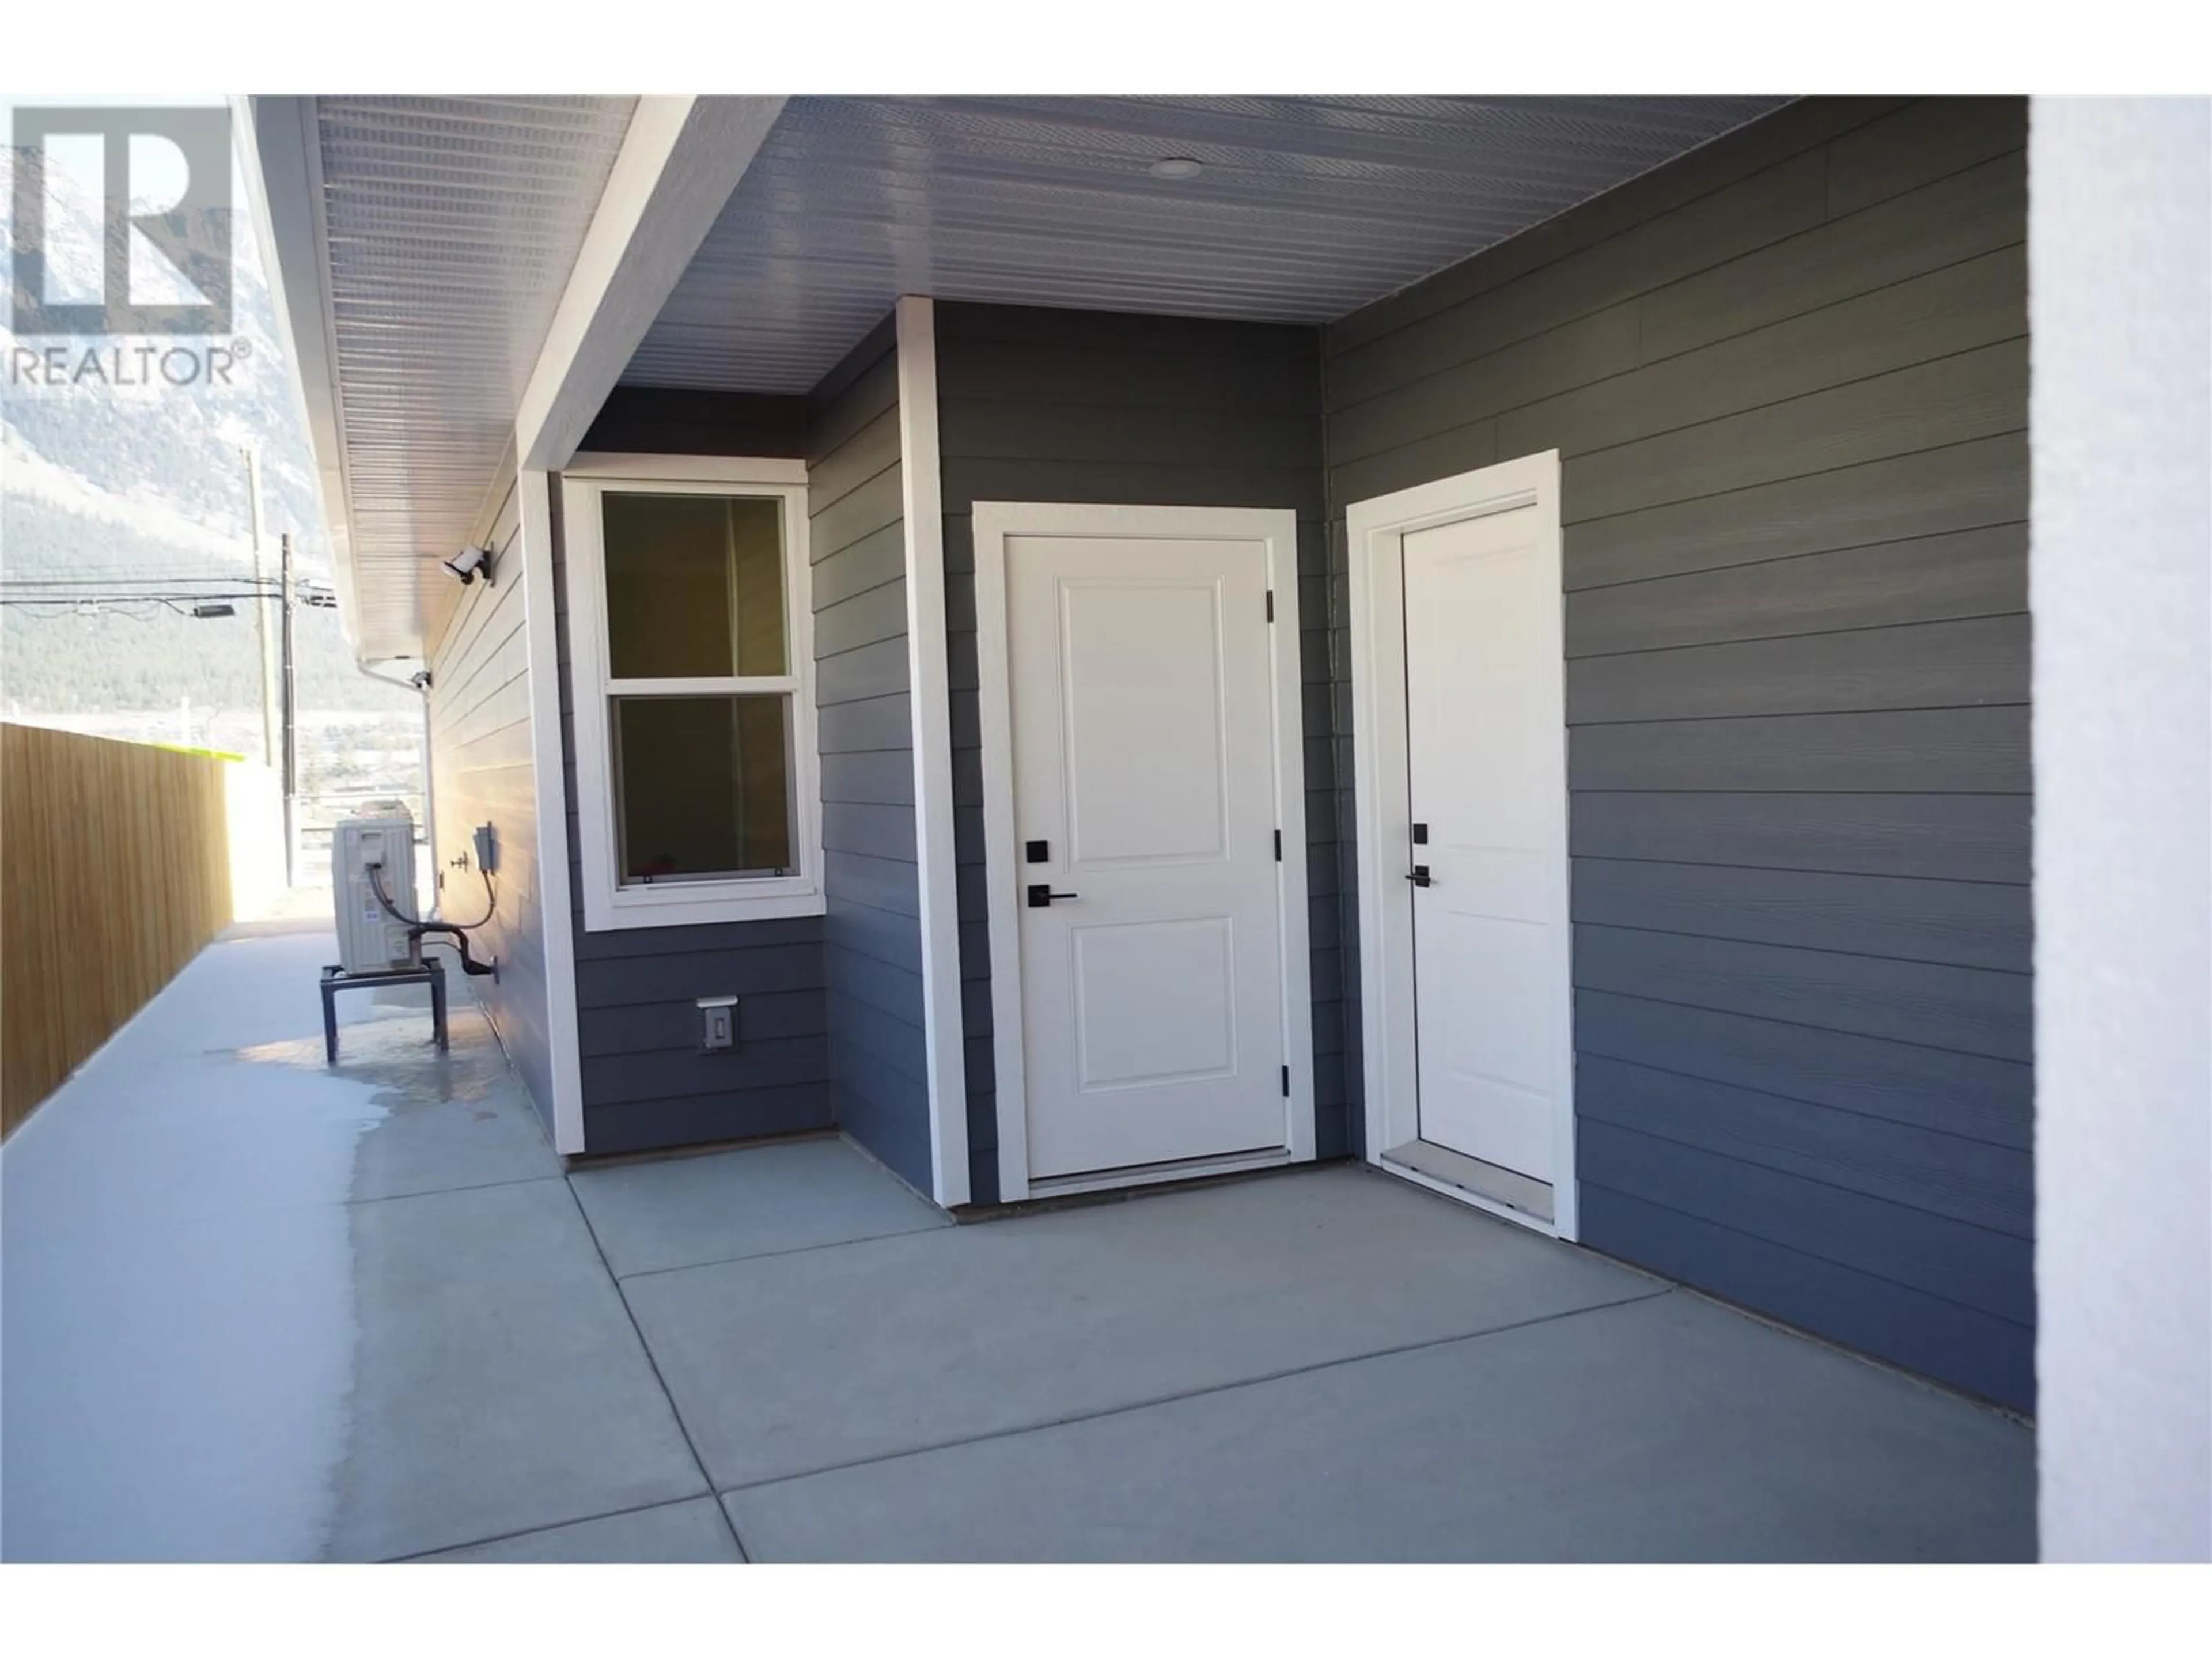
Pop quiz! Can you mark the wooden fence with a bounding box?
[2,723,242,1136]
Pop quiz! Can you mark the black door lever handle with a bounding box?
[1027,884,1080,907]
[1406,865,1432,888]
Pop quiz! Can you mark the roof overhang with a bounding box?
[243,94,1783,665]
[238,94,783,663]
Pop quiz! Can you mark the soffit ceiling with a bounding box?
[623,94,1788,393]
[312,94,637,656]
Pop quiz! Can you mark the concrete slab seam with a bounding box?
[558,1175,749,1562]
[344,1173,567,1209]
[717,1285,1680,1497]
[609,1221,963,1285]
[379,1494,736,1564]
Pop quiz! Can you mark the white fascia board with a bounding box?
[516,95,786,475]
[233,95,372,661]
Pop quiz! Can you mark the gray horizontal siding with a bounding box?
[1570,859,2030,974]
[935,301,1330,1203]
[581,1084,831,1158]
[1572,925,2031,1065]
[425,483,556,1132]
[1565,613,2030,724]
[1322,97,2033,1408]
[1569,791,2031,885]
[1565,523,2027,656]
[1578,1184,2033,1408]
[1570,706,2029,794]
[579,388,810,458]
[579,988,826,1056]
[550,392,836,1154]
[1567,431,2027,590]
[1327,97,1916,355]
[1576,1055,2030,1238]
[808,313,933,1195]
[1574,990,2031,1149]
[573,937,825,1008]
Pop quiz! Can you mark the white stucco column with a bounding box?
[2030,96,2212,1562]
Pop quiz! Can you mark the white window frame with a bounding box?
[560,453,822,931]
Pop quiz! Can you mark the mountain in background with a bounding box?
[1,123,417,724]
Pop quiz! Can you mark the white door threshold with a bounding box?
[1024,1147,1291,1201]
[1382,1139,1555,1227]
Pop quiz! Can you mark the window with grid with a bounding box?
[564,467,820,929]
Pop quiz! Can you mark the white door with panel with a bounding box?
[1400,494,1570,1187]
[1003,528,1291,1180]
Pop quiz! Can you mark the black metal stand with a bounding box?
[321,959,448,1063]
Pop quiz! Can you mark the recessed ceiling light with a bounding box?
[1148,157,1203,180]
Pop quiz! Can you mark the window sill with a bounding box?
[581,880,825,933]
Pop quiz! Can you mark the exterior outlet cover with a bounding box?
[697,995,738,1052]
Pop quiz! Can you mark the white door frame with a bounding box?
[972,501,1315,1203]
[1345,451,1578,1241]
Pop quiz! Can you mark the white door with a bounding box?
[1005,529,1289,1179]
[1401,502,1569,1183]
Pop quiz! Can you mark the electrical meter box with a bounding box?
[334,804,419,974]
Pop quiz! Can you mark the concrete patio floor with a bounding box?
[0,921,2036,1562]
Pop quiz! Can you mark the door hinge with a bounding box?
[1265,589,1275,622]
[1274,828,1282,861]
[1281,1065,1291,1097]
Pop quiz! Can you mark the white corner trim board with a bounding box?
[2028,96,2211,1563]
[971,500,1313,1205]
[1346,451,1577,1242]
[558,454,824,932]
[894,296,973,1209]
[517,468,589,1156]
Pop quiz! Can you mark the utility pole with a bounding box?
[243,444,280,768]
[280,531,299,887]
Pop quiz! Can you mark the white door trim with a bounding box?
[1345,452,1578,1241]
[972,500,1315,1204]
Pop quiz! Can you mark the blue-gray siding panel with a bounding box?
[1580,1184,2034,1408]
[1321,97,2033,1407]
[579,388,810,459]
[426,483,557,1132]
[1573,990,2032,1149]
[808,314,933,1196]
[934,301,1332,1204]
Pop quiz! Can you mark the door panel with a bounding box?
[1403,506,1568,1182]
[1072,918,1237,1089]
[1060,581,1228,866]
[1009,533,1286,1179]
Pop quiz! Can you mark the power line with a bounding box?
[1,581,335,609]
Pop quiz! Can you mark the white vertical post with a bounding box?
[2030,95,2211,1563]
[517,468,588,1156]
[895,296,972,1207]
